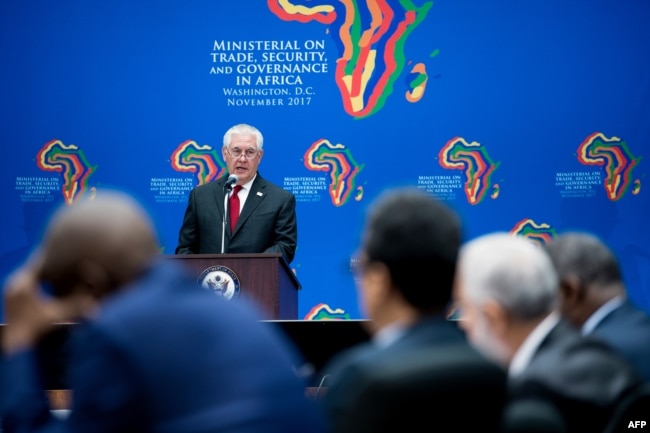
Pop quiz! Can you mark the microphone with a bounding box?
[224,174,238,191]
[221,174,237,253]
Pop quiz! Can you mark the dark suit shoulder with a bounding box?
[323,339,506,433]
[592,301,650,382]
[253,174,295,197]
[517,320,641,406]
[597,301,650,332]
[323,319,475,383]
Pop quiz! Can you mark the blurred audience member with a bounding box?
[1,190,323,433]
[454,232,642,433]
[321,188,507,433]
[544,231,650,382]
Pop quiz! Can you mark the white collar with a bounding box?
[239,173,256,191]
[230,174,256,201]
[373,322,408,349]
[509,312,560,378]
[582,295,625,335]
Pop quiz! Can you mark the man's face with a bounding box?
[352,252,388,334]
[453,275,511,366]
[222,133,263,185]
[556,278,585,329]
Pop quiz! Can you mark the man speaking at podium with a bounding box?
[175,123,298,264]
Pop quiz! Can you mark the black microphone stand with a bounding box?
[221,182,233,254]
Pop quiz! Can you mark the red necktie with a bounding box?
[229,185,242,232]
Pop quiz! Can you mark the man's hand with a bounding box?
[2,262,76,355]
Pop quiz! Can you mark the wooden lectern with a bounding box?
[162,253,301,320]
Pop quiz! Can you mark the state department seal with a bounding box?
[197,265,240,300]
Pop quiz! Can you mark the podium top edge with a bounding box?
[160,253,302,290]
[160,253,283,259]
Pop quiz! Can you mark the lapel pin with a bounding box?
[257,192,263,197]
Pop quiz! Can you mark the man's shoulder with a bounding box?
[254,174,295,198]
[522,323,640,402]
[86,264,275,351]
[536,320,631,367]
[95,262,195,318]
[323,342,375,377]
[324,336,485,381]
[324,339,504,407]
[599,301,650,331]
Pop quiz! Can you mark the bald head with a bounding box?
[39,191,160,299]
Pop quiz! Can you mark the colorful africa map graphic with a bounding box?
[439,137,500,204]
[510,219,556,246]
[304,138,364,206]
[36,139,97,205]
[304,303,351,320]
[269,0,433,118]
[577,132,641,201]
[171,140,226,186]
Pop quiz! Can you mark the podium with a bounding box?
[162,253,301,320]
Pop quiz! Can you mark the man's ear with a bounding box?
[482,299,509,337]
[363,261,392,299]
[559,274,585,306]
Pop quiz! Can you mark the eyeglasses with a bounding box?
[226,147,259,160]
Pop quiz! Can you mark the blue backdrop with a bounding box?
[1,0,648,321]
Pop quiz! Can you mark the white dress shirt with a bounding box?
[373,323,408,349]
[230,174,256,213]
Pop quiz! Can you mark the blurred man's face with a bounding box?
[352,252,388,334]
[454,275,511,366]
[222,133,263,186]
[353,253,376,316]
[465,308,511,367]
[556,278,586,329]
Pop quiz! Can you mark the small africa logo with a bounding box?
[304,303,351,320]
[577,132,641,201]
[304,138,364,206]
[439,137,501,205]
[268,0,433,119]
[405,62,428,103]
[354,185,364,201]
[171,140,226,186]
[36,139,97,205]
[510,219,557,246]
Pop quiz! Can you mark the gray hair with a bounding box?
[223,123,264,150]
[544,231,622,288]
[459,232,558,320]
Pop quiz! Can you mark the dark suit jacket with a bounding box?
[589,300,650,383]
[176,173,298,263]
[510,319,642,433]
[321,317,508,433]
[0,261,323,433]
